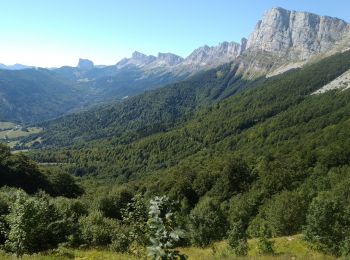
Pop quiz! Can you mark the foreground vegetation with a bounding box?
[0,235,335,259]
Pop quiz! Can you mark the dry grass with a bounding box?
[0,235,336,259]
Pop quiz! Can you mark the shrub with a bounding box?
[122,194,149,258]
[248,190,307,237]
[97,188,133,219]
[228,221,248,256]
[5,191,65,257]
[303,192,349,255]
[79,210,116,246]
[189,197,227,247]
[110,225,131,253]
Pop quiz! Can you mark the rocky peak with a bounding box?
[240,38,248,52]
[116,51,157,68]
[184,40,244,67]
[246,7,350,60]
[131,51,156,64]
[156,53,184,66]
[77,58,94,70]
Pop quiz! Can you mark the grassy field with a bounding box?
[0,122,17,130]
[0,126,42,139]
[0,235,335,260]
[0,121,42,149]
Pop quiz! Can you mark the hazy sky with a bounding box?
[1,0,349,67]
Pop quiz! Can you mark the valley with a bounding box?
[0,4,350,260]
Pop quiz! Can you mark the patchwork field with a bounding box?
[0,121,42,149]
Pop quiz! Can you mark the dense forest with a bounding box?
[34,63,255,147]
[1,51,350,258]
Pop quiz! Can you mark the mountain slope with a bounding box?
[0,68,90,123]
[30,50,350,180]
[35,63,257,147]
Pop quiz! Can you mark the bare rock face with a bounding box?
[152,53,184,66]
[116,51,157,68]
[183,39,246,67]
[114,7,350,79]
[246,7,350,60]
[117,51,185,69]
[77,59,94,70]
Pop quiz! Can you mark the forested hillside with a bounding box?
[0,64,184,124]
[0,48,349,260]
[37,63,257,147]
[19,50,350,257]
[0,143,82,197]
[0,69,86,123]
[32,50,350,179]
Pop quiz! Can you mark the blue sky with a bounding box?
[1,0,349,67]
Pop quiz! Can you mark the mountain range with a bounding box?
[0,7,349,124]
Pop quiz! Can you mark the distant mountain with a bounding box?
[0,68,89,123]
[116,51,185,70]
[1,7,350,124]
[183,40,245,67]
[77,58,94,70]
[109,8,350,78]
[0,63,34,70]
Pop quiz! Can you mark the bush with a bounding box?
[303,192,349,255]
[228,221,248,256]
[5,191,65,257]
[121,194,149,258]
[96,188,133,219]
[110,225,131,253]
[257,236,274,255]
[53,197,88,246]
[79,210,117,246]
[341,237,350,257]
[248,190,307,237]
[45,170,84,198]
[189,197,227,247]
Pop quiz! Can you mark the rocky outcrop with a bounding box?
[77,59,94,70]
[150,53,184,67]
[116,7,350,79]
[246,7,350,60]
[183,39,246,67]
[116,51,157,68]
[313,69,350,94]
